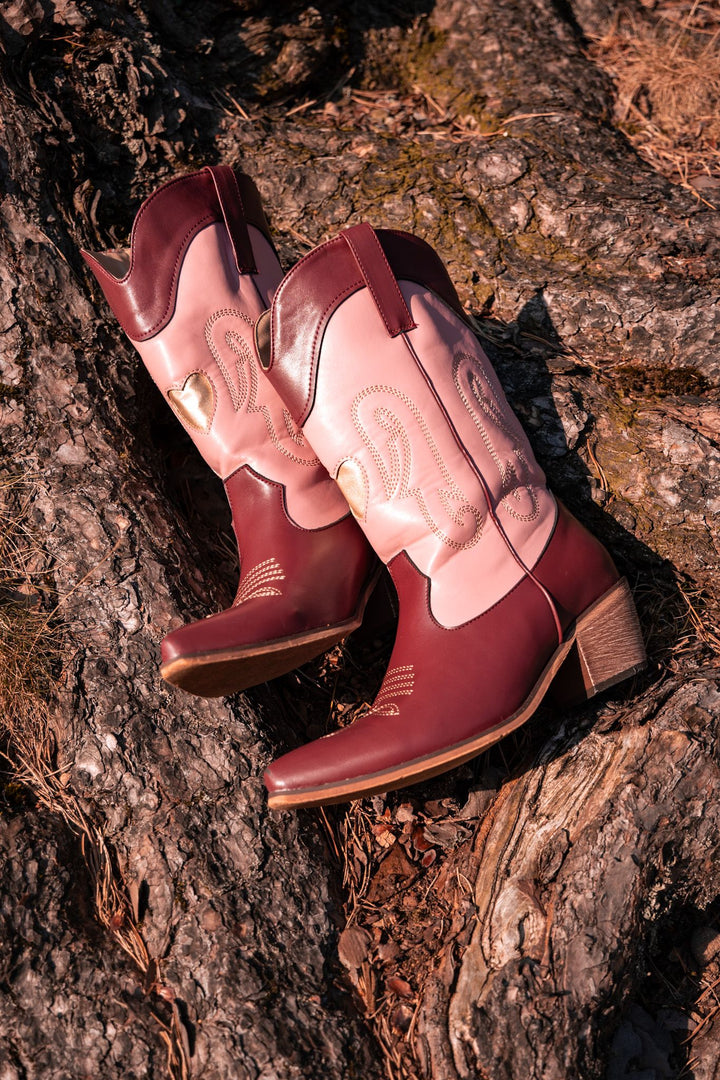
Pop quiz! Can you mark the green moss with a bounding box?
[512,228,559,261]
[354,144,497,304]
[605,395,639,431]
[3,780,30,806]
[615,364,709,398]
[401,27,452,96]
[399,27,499,126]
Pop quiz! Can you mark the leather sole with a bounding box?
[266,578,646,809]
[160,565,382,698]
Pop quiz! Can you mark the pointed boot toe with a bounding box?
[159,468,378,697]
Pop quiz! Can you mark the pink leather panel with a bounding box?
[267,228,466,425]
[135,223,348,529]
[301,285,556,626]
[264,551,560,794]
[400,280,557,558]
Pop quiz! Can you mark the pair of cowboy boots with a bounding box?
[83,165,646,810]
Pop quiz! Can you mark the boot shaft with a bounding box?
[82,166,347,530]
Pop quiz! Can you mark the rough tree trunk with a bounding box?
[0,1,718,1078]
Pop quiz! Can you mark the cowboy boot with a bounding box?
[257,223,646,808]
[81,167,376,697]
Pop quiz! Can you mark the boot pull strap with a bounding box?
[204,165,257,275]
[342,223,416,337]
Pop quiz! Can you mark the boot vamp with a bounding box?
[161,521,374,664]
[264,554,560,795]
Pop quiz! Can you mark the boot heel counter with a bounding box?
[550,578,646,707]
[534,500,620,619]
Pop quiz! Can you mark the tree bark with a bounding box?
[0,0,718,1078]
[0,3,384,1077]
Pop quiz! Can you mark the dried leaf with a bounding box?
[423,821,469,847]
[128,878,140,924]
[109,908,125,931]
[692,926,720,966]
[390,1002,414,1033]
[366,843,415,904]
[386,975,413,999]
[395,802,415,824]
[143,956,159,993]
[412,825,432,852]
[377,939,400,963]
[172,1000,193,1064]
[338,924,371,970]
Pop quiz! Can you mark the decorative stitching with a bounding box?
[234,557,285,606]
[352,384,484,550]
[204,307,320,466]
[371,665,415,716]
[204,307,253,411]
[453,352,539,523]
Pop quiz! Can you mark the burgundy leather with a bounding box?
[81,169,272,341]
[161,466,375,662]
[268,227,468,425]
[205,165,257,274]
[533,500,619,620]
[264,550,560,793]
[263,502,620,794]
[343,224,416,337]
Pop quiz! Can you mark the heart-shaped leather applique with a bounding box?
[167,372,216,433]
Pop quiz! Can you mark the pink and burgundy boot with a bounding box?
[258,223,646,807]
[82,167,375,697]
